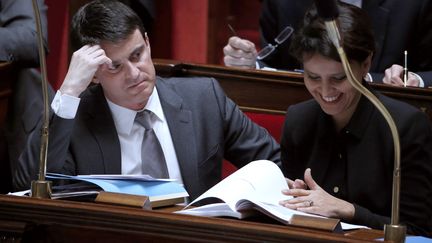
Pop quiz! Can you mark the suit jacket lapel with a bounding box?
[85,86,122,174]
[155,78,199,195]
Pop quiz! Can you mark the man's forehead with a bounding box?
[101,30,146,61]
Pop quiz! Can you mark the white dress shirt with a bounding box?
[51,88,184,184]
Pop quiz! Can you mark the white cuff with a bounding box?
[410,72,424,87]
[51,90,81,119]
[364,73,373,82]
[255,61,261,69]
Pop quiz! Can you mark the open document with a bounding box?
[175,160,367,231]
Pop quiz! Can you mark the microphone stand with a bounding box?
[324,20,406,243]
[30,0,52,199]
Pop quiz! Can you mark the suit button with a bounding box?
[333,186,339,193]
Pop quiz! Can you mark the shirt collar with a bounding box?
[106,87,165,135]
[144,87,165,124]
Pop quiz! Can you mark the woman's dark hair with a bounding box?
[290,1,375,64]
[70,0,146,51]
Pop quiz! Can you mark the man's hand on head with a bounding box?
[61,45,112,97]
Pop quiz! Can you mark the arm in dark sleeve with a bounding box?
[351,110,432,237]
[280,105,310,180]
[370,0,432,88]
[370,69,432,88]
[280,108,296,178]
[210,78,281,166]
[257,0,280,69]
[0,0,48,66]
[416,71,432,87]
[409,0,432,87]
[258,0,312,70]
[259,0,278,49]
[13,113,76,191]
[397,111,432,236]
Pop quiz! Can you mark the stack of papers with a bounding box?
[25,173,189,208]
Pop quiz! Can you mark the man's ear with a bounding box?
[144,32,151,55]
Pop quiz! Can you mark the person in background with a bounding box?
[14,0,280,201]
[0,0,51,193]
[223,0,432,87]
[121,0,155,35]
[279,2,432,236]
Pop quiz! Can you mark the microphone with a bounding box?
[30,0,52,199]
[314,0,342,50]
[314,0,339,20]
[313,1,406,242]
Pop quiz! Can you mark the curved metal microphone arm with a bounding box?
[31,0,52,199]
[324,21,405,243]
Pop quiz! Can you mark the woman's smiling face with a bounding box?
[302,53,369,126]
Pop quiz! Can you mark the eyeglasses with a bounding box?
[257,26,294,60]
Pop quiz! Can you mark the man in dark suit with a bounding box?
[14,0,280,201]
[223,0,432,87]
[0,0,50,193]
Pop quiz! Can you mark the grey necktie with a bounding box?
[135,110,169,178]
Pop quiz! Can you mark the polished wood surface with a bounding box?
[0,62,11,68]
[0,195,386,242]
[154,59,432,120]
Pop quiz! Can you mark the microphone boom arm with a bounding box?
[324,20,405,243]
[30,0,52,199]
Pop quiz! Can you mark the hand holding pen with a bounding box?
[383,50,421,87]
[223,24,258,69]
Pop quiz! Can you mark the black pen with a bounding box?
[403,50,408,87]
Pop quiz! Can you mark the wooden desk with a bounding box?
[0,62,11,68]
[154,59,432,120]
[0,195,386,242]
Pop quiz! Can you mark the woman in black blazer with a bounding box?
[279,1,432,236]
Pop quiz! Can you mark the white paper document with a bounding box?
[176,160,367,230]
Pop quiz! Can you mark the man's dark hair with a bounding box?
[70,0,146,51]
[290,1,376,64]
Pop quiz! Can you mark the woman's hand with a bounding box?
[280,168,355,221]
[286,178,307,190]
